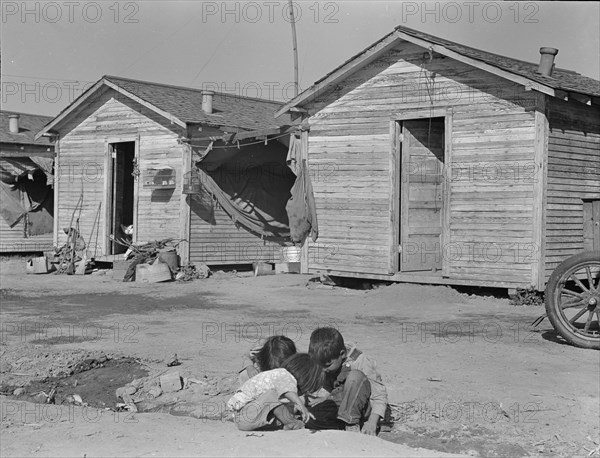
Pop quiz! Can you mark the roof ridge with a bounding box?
[393,25,582,76]
[102,75,286,106]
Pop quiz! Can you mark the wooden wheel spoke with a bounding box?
[569,307,587,324]
[585,267,595,291]
[594,272,600,291]
[583,310,594,333]
[561,288,584,299]
[560,299,586,309]
[570,276,589,293]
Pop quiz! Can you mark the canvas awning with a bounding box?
[0,157,54,234]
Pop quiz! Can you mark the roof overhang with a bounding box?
[275,28,558,118]
[35,78,187,140]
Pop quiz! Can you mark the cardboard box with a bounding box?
[136,260,172,283]
[26,256,52,274]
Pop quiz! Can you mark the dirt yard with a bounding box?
[1,259,598,457]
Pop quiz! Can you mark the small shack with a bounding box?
[36,76,304,266]
[0,111,55,253]
[276,25,600,291]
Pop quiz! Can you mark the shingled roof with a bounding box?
[0,111,54,145]
[395,26,600,98]
[103,76,290,129]
[37,75,291,139]
[277,25,600,116]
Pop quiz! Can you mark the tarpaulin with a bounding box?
[0,158,53,235]
[193,138,295,240]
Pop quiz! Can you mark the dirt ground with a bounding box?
[0,259,598,458]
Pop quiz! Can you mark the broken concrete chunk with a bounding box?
[130,378,145,389]
[159,371,183,393]
[115,385,137,399]
[124,385,137,395]
[12,387,25,396]
[148,386,163,398]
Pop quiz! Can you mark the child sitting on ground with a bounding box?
[308,327,389,435]
[237,335,297,386]
[227,353,324,431]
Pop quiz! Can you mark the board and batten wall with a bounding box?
[543,97,600,281]
[304,41,541,288]
[55,89,185,258]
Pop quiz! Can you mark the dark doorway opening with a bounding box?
[109,142,135,255]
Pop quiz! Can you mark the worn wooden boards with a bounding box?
[305,42,540,286]
[544,98,600,280]
[56,91,184,258]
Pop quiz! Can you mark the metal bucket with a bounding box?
[283,246,301,262]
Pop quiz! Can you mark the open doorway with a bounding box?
[399,117,445,273]
[108,141,135,255]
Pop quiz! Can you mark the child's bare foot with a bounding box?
[272,405,304,430]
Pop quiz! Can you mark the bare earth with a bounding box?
[0,259,598,457]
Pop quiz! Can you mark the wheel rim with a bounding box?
[554,261,600,339]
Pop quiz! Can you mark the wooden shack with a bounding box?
[0,111,55,253]
[36,76,296,266]
[275,26,600,291]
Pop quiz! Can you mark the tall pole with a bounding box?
[289,0,299,97]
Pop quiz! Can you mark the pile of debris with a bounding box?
[52,227,90,274]
[113,237,211,283]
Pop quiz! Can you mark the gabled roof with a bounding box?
[37,75,291,139]
[1,111,54,145]
[276,25,600,117]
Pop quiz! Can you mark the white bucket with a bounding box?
[283,246,301,262]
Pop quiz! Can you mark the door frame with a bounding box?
[390,108,452,276]
[103,136,140,256]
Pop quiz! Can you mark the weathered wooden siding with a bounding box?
[544,98,600,280]
[56,90,184,258]
[306,42,539,286]
[0,219,53,252]
[189,196,284,265]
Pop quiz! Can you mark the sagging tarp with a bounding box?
[190,131,319,245]
[0,157,54,235]
[192,137,295,241]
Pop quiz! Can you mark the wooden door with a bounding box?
[400,118,445,272]
[583,200,600,251]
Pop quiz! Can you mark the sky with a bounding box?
[1,1,599,117]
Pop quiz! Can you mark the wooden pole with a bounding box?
[289,0,299,97]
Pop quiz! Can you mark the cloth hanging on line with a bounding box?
[285,135,319,245]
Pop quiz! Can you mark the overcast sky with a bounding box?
[1,1,599,116]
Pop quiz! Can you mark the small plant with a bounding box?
[510,286,544,306]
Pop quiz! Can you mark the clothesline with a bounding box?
[188,132,294,149]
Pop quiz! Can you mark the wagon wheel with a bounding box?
[545,251,600,349]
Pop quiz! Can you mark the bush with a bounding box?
[510,286,544,306]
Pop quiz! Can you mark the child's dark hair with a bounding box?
[254,335,297,371]
[308,327,345,366]
[281,353,324,395]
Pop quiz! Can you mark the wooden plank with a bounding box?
[532,95,548,289]
[180,142,191,264]
[390,120,399,273]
